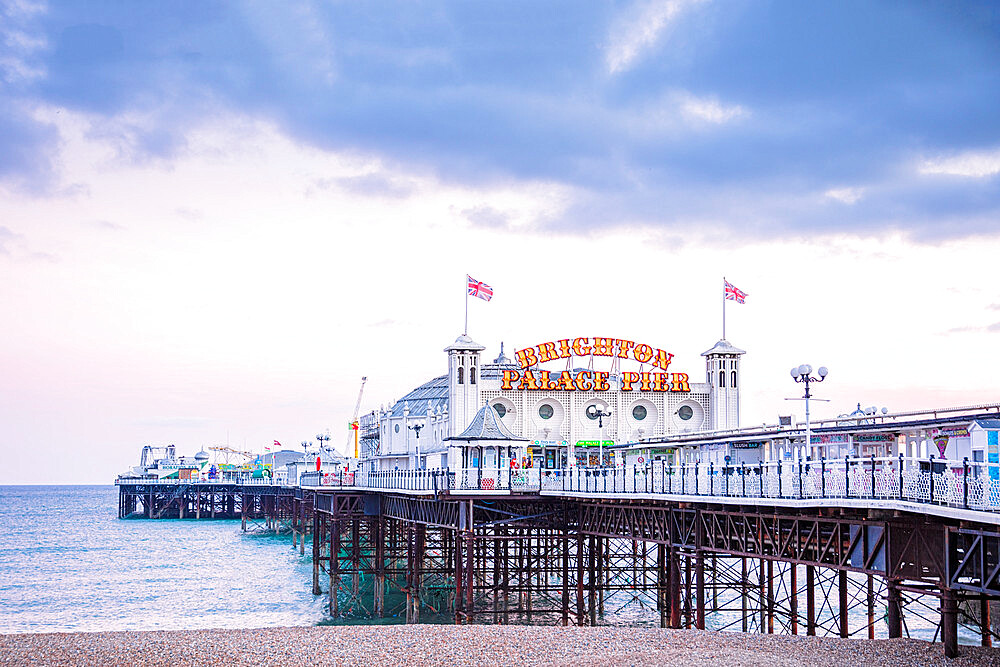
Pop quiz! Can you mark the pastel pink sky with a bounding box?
[2,110,999,484]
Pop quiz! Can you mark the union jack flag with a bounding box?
[724,280,747,304]
[467,275,493,301]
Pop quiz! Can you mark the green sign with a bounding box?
[576,440,614,447]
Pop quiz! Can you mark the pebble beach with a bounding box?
[3,626,1000,667]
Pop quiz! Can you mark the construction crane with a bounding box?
[346,377,367,458]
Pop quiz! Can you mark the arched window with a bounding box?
[731,370,737,387]
[719,370,725,388]
[457,367,464,384]
[471,367,477,384]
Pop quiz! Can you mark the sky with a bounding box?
[2,0,999,484]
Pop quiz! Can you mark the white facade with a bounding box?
[361,334,743,471]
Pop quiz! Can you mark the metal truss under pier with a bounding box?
[117,482,1000,659]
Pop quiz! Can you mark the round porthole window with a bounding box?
[394,424,400,433]
[678,405,694,421]
[632,405,647,421]
[492,403,507,418]
[538,404,554,420]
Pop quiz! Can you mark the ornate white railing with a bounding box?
[115,476,278,486]
[539,456,1000,512]
[118,456,1000,513]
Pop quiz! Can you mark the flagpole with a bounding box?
[464,274,469,335]
[722,277,726,340]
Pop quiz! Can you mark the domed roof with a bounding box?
[195,450,209,460]
[448,404,528,442]
[444,334,485,352]
[701,339,746,356]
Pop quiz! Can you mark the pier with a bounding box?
[117,452,1000,659]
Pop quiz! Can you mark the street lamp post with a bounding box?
[408,420,426,469]
[790,364,828,460]
[586,405,612,468]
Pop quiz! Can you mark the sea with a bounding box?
[0,486,326,633]
[0,485,975,643]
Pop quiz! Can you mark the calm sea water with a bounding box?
[0,486,326,633]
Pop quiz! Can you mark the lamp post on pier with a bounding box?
[586,405,612,468]
[790,364,828,460]
[408,420,426,469]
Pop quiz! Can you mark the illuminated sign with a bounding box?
[502,369,690,392]
[516,337,674,370]
[507,337,691,392]
[576,440,614,447]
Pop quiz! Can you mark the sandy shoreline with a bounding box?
[2,625,999,667]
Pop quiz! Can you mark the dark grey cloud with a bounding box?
[2,1,999,242]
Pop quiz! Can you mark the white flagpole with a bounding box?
[464,274,469,335]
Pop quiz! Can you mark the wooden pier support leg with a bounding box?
[711,554,719,613]
[741,557,748,633]
[766,559,774,634]
[685,552,693,629]
[983,596,993,648]
[561,532,570,627]
[352,520,361,601]
[867,574,875,640]
[414,524,424,624]
[374,519,385,618]
[525,530,534,621]
[759,558,766,634]
[211,490,216,519]
[806,565,816,636]
[454,528,464,623]
[576,533,585,626]
[241,493,247,532]
[405,525,415,624]
[329,517,340,617]
[886,579,903,639]
[790,564,798,635]
[695,550,706,630]
[312,511,321,596]
[657,543,668,629]
[669,547,682,629]
[299,500,306,556]
[598,536,605,617]
[588,535,596,626]
[196,490,201,520]
[464,531,474,624]
[838,569,849,638]
[941,589,959,659]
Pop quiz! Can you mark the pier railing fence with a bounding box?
[117,455,1000,512]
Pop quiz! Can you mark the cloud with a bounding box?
[824,187,864,204]
[312,173,414,199]
[0,226,16,254]
[919,148,1000,178]
[946,321,1000,334]
[0,0,47,84]
[605,0,707,75]
[461,205,511,229]
[676,92,746,124]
